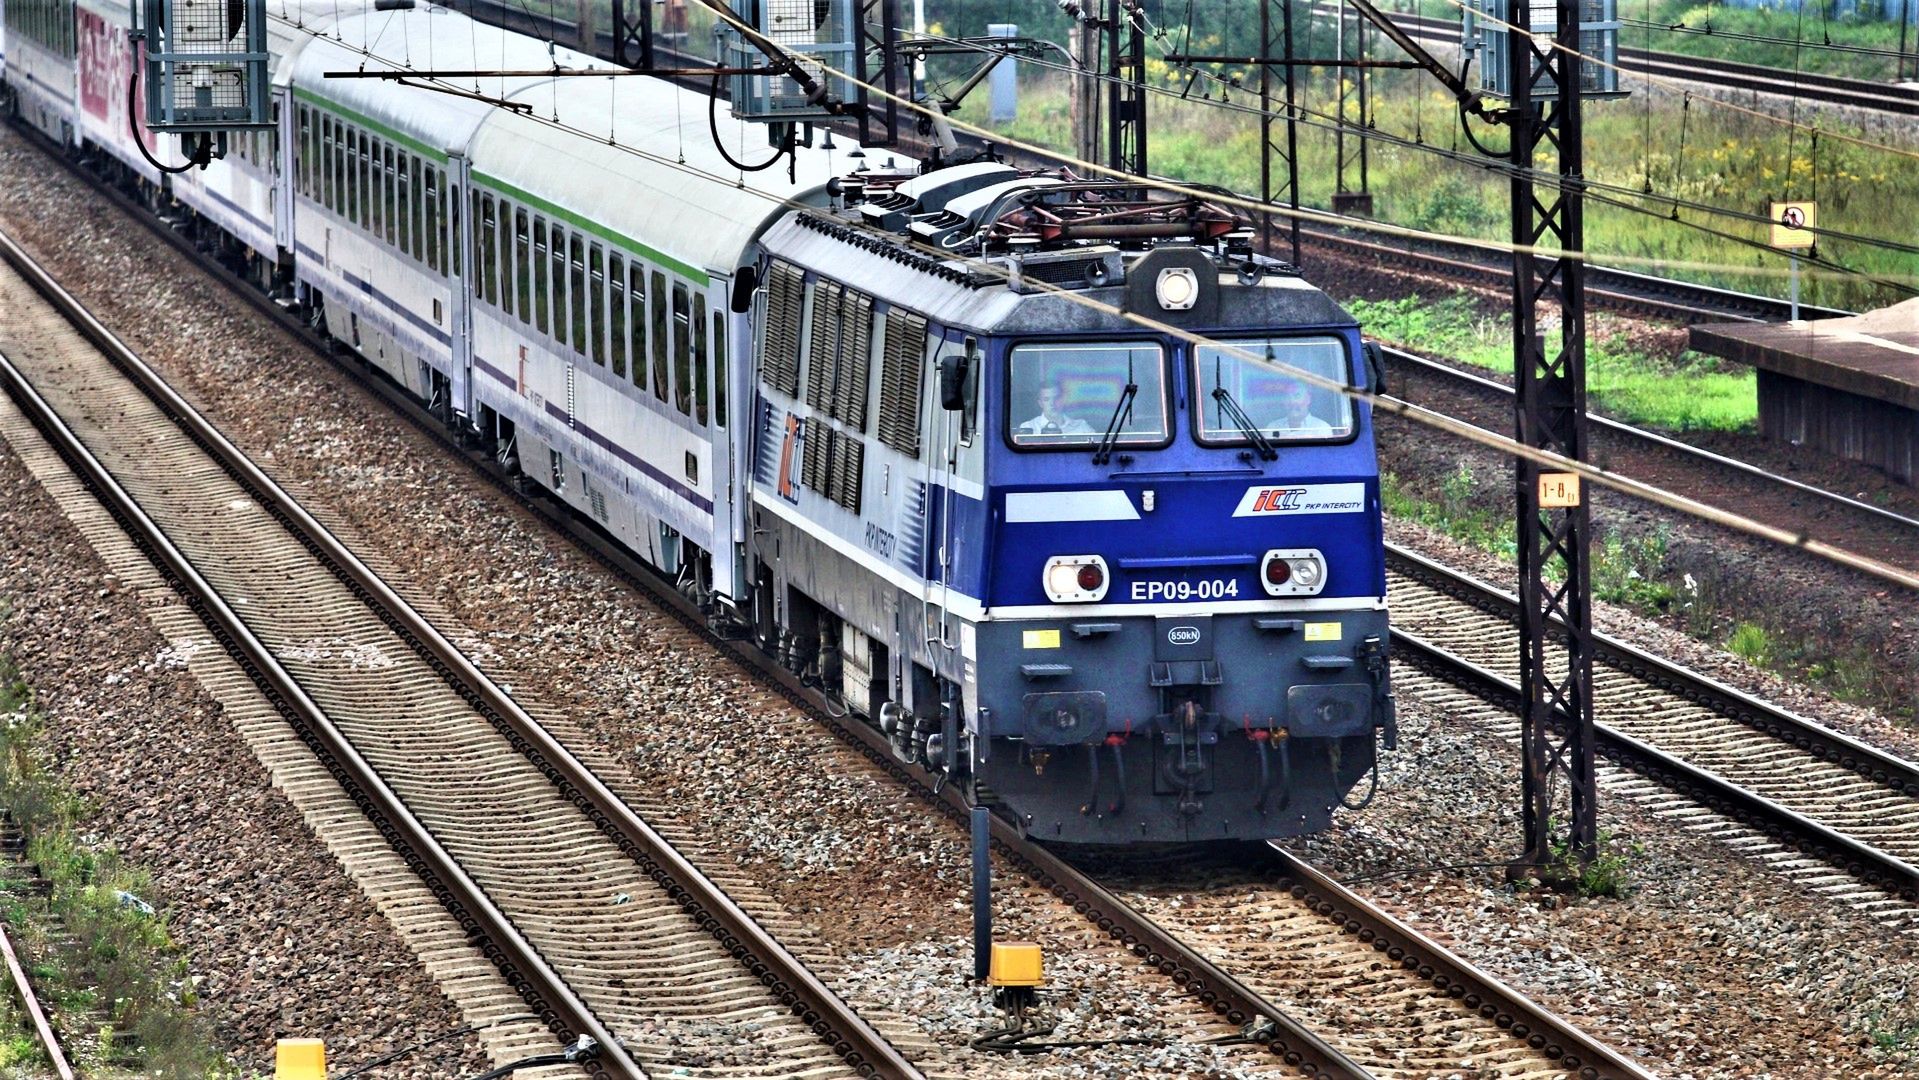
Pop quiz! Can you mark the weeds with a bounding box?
[1726,621,1775,666]
[1382,462,1517,560]
[1592,528,1680,612]
[0,656,228,1077]
[1533,825,1643,899]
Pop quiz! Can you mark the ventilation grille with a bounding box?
[763,261,804,397]
[877,309,926,459]
[799,420,862,514]
[838,291,873,432]
[805,280,843,413]
[802,416,832,497]
[831,433,863,514]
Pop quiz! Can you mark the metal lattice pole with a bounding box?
[1108,1,1148,176]
[610,0,652,68]
[1508,0,1598,875]
[1334,0,1373,215]
[855,0,900,146]
[1259,0,1301,265]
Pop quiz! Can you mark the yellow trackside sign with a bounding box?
[1770,201,1816,249]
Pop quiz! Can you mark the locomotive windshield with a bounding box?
[1008,342,1170,449]
[1194,336,1355,445]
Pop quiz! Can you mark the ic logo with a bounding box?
[1167,625,1201,646]
[1247,487,1306,514]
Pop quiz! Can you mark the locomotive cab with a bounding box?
[748,174,1394,844]
[959,252,1394,843]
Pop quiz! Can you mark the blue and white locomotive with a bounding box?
[2,0,1394,843]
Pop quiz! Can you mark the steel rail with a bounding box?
[1387,545,1919,903]
[1256,845,1652,1080]
[1389,544,1919,800]
[1382,7,1919,115]
[1304,221,1856,323]
[21,119,1648,1080]
[0,232,639,1079]
[1390,629,1919,902]
[0,921,76,1080]
[1377,343,1919,538]
[0,228,919,1080]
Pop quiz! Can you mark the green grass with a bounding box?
[980,61,1917,312]
[1726,620,1776,664]
[1346,293,1758,431]
[1382,462,1519,559]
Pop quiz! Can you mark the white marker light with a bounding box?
[1155,267,1198,311]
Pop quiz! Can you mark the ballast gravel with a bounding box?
[0,429,493,1076]
[2,122,1917,1076]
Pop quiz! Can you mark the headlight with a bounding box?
[1260,549,1327,597]
[1043,555,1110,603]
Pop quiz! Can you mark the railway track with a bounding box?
[1378,343,1919,575]
[6,124,1656,1078]
[0,226,919,1080]
[1303,222,1856,324]
[1387,544,1919,926]
[1384,7,1919,117]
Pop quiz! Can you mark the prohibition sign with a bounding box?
[1769,200,1816,249]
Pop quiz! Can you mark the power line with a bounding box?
[899,24,1919,271]
[263,5,1919,596]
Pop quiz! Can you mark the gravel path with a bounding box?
[3,121,1918,1076]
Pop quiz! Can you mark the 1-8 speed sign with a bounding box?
[1770,200,1816,249]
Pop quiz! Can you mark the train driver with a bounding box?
[1263,377,1334,437]
[1017,381,1095,439]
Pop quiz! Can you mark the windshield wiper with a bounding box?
[1093,381,1138,465]
[1211,387,1277,461]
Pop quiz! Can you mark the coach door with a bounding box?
[446,152,473,424]
[710,281,747,604]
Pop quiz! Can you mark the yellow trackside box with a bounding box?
[987,942,1044,987]
[275,1038,327,1079]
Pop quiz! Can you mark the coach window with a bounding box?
[692,295,710,426]
[650,271,669,403]
[629,263,647,391]
[365,137,378,234]
[316,115,330,207]
[360,133,374,231]
[672,283,693,417]
[425,169,442,273]
[295,109,309,195]
[479,196,499,307]
[397,156,413,257]
[450,184,462,281]
[330,120,343,214]
[514,209,532,324]
[588,244,606,368]
[411,158,428,262]
[551,226,571,348]
[608,254,627,379]
[342,129,357,224]
[569,234,588,360]
[414,160,428,264]
[712,312,727,428]
[532,221,551,335]
[384,144,398,247]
